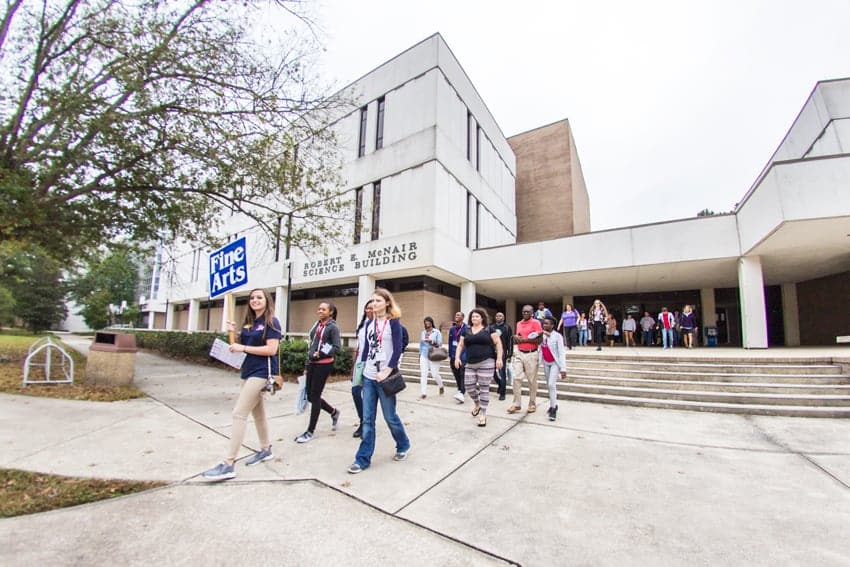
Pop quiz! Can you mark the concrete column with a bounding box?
[699,288,717,346]
[505,298,518,327]
[460,282,476,316]
[738,256,768,349]
[165,302,175,330]
[274,285,287,333]
[781,283,800,346]
[187,298,200,331]
[357,275,376,319]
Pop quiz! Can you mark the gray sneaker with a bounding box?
[295,431,313,444]
[393,446,411,461]
[202,462,235,481]
[245,446,273,466]
[347,462,364,474]
[331,408,341,431]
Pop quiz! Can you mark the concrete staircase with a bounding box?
[399,350,850,417]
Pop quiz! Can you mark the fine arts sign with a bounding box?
[301,241,420,278]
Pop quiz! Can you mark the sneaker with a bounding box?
[295,431,313,443]
[453,391,465,403]
[347,463,364,474]
[550,405,558,421]
[353,423,362,438]
[202,462,235,481]
[331,409,341,431]
[498,394,506,401]
[596,346,602,351]
[439,386,445,395]
[245,446,273,466]
[393,446,411,461]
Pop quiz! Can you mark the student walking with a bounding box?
[419,316,444,398]
[540,316,567,421]
[454,309,503,427]
[202,289,281,481]
[351,300,374,438]
[294,302,342,443]
[348,288,411,474]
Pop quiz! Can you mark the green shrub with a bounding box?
[127,331,353,374]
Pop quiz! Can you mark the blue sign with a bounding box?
[209,237,248,298]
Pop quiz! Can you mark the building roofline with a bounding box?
[507,118,571,140]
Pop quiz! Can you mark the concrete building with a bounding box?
[144,34,850,347]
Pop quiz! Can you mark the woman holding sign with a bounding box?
[203,288,281,481]
[294,302,342,443]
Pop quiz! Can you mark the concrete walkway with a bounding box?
[1,337,849,566]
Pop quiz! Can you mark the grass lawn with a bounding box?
[0,468,165,518]
[0,333,146,401]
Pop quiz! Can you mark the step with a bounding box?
[565,366,850,384]
[555,392,850,418]
[565,375,850,395]
[555,383,850,406]
[565,360,843,375]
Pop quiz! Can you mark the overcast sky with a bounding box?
[305,0,850,231]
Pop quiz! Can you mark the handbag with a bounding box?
[353,361,365,387]
[267,357,283,395]
[428,346,448,362]
[380,368,407,396]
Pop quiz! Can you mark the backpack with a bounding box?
[401,325,410,351]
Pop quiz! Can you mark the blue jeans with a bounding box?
[662,328,674,348]
[578,329,588,345]
[354,377,410,469]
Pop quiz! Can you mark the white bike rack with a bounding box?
[23,336,74,386]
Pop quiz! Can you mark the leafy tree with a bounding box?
[68,250,141,329]
[0,242,67,332]
[0,0,351,261]
[0,285,16,326]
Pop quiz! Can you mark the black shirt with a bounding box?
[464,327,496,364]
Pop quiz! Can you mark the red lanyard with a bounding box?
[316,321,326,344]
[373,317,389,350]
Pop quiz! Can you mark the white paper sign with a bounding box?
[209,338,246,369]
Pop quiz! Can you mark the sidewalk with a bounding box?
[1,337,849,565]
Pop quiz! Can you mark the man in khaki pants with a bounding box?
[508,305,543,414]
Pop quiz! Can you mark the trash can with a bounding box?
[705,326,718,347]
[86,332,137,386]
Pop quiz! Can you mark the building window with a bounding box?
[465,191,472,248]
[371,181,381,241]
[466,110,472,162]
[375,97,385,150]
[476,201,482,249]
[476,125,481,172]
[353,187,363,244]
[358,106,368,157]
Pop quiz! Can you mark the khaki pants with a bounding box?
[227,377,270,461]
[511,349,539,408]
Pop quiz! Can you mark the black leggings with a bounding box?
[306,362,335,433]
[593,321,605,347]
